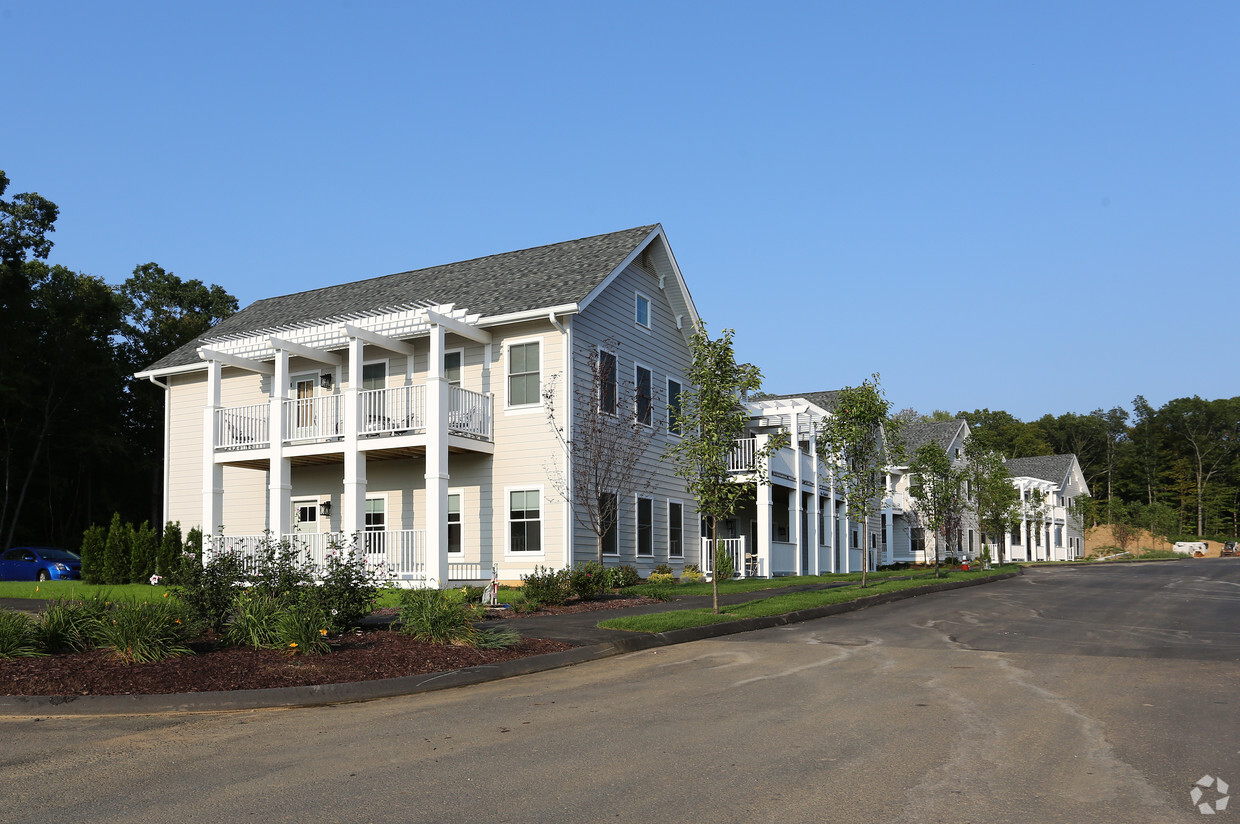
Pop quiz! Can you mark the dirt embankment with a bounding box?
[1084,526,1226,557]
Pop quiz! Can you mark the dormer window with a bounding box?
[635,292,651,329]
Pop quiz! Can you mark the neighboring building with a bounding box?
[1003,454,1089,561]
[886,419,975,565]
[714,390,885,577]
[135,225,701,585]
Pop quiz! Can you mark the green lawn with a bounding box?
[620,568,934,598]
[599,566,1019,633]
[0,580,173,603]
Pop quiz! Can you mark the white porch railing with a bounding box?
[449,386,492,440]
[700,536,757,578]
[727,438,756,472]
[216,404,270,450]
[208,531,491,584]
[214,384,493,450]
[284,394,344,441]
[361,385,425,435]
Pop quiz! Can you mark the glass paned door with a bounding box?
[293,377,316,437]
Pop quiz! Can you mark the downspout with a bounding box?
[147,375,172,531]
[547,312,572,571]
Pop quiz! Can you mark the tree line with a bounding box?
[0,170,236,551]
[906,398,1240,540]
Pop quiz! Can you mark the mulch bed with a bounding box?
[0,595,658,697]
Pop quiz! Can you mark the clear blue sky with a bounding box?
[7,1,1237,421]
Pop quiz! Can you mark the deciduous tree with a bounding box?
[544,341,657,565]
[665,325,778,612]
[815,374,902,588]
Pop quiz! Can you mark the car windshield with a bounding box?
[35,548,81,561]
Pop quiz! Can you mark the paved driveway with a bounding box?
[1,560,1237,823]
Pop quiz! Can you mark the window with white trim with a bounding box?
[448,493,462,554]
[637,497,653,556]
[600,492,618,555]
[667,378,682,435]
[635,292,651,329]
[507,341,540,407]
[598,350,617,415]
[509,489,541,552]
[635,365,652,426]
[668,501,683,558]
[444,350,462,387]
[365,497,385,532]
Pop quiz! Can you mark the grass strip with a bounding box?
[620,568,934,598]
[599,566,1018,633]
[0,581,173,603]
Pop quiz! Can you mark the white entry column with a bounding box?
[269,349,292,538]
[425,324,449,589]
[755,434,773,579]
[202,359,223,541]
[342,336,367,544]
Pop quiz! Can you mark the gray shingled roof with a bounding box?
[1005,454,1075,484]
[901,420,965,455]
[145,225,658,371]
[762,390,842,413]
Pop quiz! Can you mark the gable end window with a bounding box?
[667,379,683,435]
[635,365,652,426]
[507,341,540,407]
[635,292,651,329]
[598,350,617,415]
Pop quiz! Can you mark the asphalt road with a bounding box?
[2,560,1238,824]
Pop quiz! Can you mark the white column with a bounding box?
[425,326,449,588]
[269,350,292,537]
[756,435,773,578]
[884,473,894,566]
[810,429,821,575]
[342,336,366,545]
[828,468,838,574]
[202,360,223,542]
[791,410,803,576]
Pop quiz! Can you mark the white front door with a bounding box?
[293,500,319,535]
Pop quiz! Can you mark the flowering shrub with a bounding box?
[606,565,641,589]
[646,572,675,585]
[680,568,705,583]
[170,547,246,632]
[304,544,390,632]
[569,561,608,601]
[521,566,572,606]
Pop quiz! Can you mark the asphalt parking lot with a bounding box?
[1,560,1237,824]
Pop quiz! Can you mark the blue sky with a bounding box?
[6,1,1237,421]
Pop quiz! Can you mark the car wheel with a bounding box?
[37,570,51,582]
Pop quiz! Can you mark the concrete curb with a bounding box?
[0,571,1018,717]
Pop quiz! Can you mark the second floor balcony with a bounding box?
[214,384,493,452]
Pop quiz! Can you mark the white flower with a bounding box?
[149,574,162,586]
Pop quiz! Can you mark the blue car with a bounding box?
[0,546,82,581]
